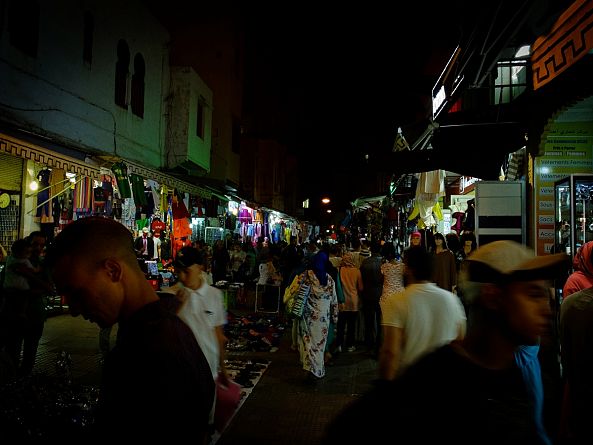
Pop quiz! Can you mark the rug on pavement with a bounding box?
[210,357,271,444]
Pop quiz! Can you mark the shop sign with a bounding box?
[432,46,463,119]
[533,121,593,255]
[538,215,554,226]
[538,228,555,239]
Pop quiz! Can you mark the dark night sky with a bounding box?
[149,1,481,206]
[239,2,471,205]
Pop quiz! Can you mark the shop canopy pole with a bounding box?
[27,176,86,214]
[25,176,73,198]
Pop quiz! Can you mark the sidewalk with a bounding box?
[33,312,378,445]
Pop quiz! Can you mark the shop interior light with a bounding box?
[321,197,330,204]
[326,209,332,213]
[29,180,39,191]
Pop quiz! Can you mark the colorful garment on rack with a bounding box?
[160,185,169,214]
[73,176,93,212]
[111,161,132,199]
[146,180,161,212]
[172,218,192,259]
[49,168,67,199]
[172,192,190,219]
[129,174,148,207]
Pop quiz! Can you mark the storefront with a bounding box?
[0,132,101,252]
[528,0,593,256]
[0,131,226,290]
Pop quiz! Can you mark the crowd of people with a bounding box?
[2,220,593,444]
[0,231,52,380]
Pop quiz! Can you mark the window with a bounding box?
[494,46,530,105]
[196,97,205,139]
[8,0,39,57]
[83,12,94,65]
[114,40,130,109]
[131,53,145,118]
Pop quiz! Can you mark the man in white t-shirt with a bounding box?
[378,246,466,380]
[172,246,231,431]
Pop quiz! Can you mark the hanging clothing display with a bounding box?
[129,173,148,207]
[111,161,132,199]
[408,170,445,229]
[172,191,190,219]
[36,168,52,221]
[49,168,66,199]
[73,176,93,214]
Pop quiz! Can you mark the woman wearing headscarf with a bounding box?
[562,240,593,299]
[296,251,339,380]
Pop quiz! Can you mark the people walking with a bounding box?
[292,251,338,381]
[171,245,231,435]
[324,240,570,445]
[359,241,384,356]
[378,246,465,380]
[0,233,52,376]
[336,252,363,353]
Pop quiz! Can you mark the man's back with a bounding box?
[359,255,383,302]
[324,344,538,445]
[382,282,465,371]
[100,297,214,441]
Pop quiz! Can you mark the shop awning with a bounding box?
[203,185,230,202]
[1,132,101,179]
[379,121,526,180]
[351,195,387,211]
[95,157,214,199]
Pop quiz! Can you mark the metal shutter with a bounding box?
[0,152,23,192]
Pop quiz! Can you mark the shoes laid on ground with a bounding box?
[347,346,356,353]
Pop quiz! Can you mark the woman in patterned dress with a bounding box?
[297,251,339,380]
[380,242,404,304]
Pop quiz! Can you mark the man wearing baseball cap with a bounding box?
[324,240,570,445]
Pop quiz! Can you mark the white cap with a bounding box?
[463,240,570,283]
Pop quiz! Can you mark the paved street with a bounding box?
[33,311,378,445]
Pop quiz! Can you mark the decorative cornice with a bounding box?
[0,133,100,179]
[532,0,593,90]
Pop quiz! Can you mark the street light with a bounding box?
[321,197,331,204]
